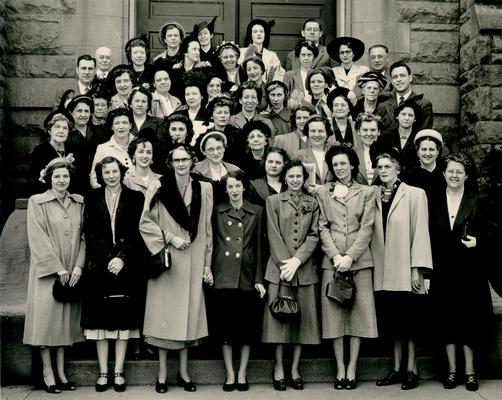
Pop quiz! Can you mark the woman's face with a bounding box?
[165,27,181,49]
[226,177,245,203]
[115,72,133,97]
[247,129,267,151]
[265,151,284,177]
[219,48,238,71]
[444,160,467,190]
[171,148,192,176]
[246,61,263,82]
[285,165,304,192]
[185,86,202,109]
[154,70,171,94]
[134,141,153,168]
[295,110,311,133]
[362,81,380,102]
[131,46,146,67]
[358,120,380,147]
[377,157,399,184]
[240,89,259,113]
[251,24,265,45]
[71,103,91,128]
[112,115,131,141]
[93,98,109,120]
[417,139,439,168]
[332,96,350,119]
[130,91,148,117]
[207,77,222,99]
[49,120,69,144]
[268,86,285,111]
[397,106,415,129]
[185,41,200,63]
[299,46,314,69]
[331,153,353,183]
[212,105,231,128]
[51,167,70,194]
[309,73,326,97]
[198,27,212,47]
[101,161,121,189]
[339,44,354,64]
[307,121,327,147]
[203,137,225,164]
[169,121,188,143]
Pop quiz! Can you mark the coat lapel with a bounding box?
[387,183,406,219]
[453,190,476,232]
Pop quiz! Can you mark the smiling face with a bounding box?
[251,24,265,46]
[299,46,315,69]
[369,46,388,72]
[130,91,149,117]
[198,27,212,47]
[134,141,153,168]
[102,161,121,189]
[295,110,311,133]
[49,120,69,145]
[391,66,412,94]
[444,160,467,190]
[358,120,380,147]
[219,48,238,72]
[265,151,285,177]
[307,121,327,148]
[165,27,181,49]
[93,98,108,120]
[331,153,353,183]
[185,86,202,109]
[397,106,416,129]
[171,148,192,176]
[95,47,112,71]
[185,41,200,63]
[246,60,263,82]
[207,77,222,99]
[309,73,326,98]
[131,46,146,67]
[268,86,285,111]
[226,177,245,203]
[302,21,322,44]
[417,139,439,168]
[212,105,231,128]
[51,167,70,195]
[112,115,132,141]
[339,44,354,65]
[377,157,399,184]
[115,72,133,97]
[332,96,350,119]
[361,80,380,102]
[169,121,188,143]
[247,129,267,151]
[203,137,225,164]
[154,70,171,94]
[285,165,304,192]
[71,102,91,128]
[240,88,259,113]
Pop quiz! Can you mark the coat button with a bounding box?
[237,222,243,227]
[236,253,240,258]
[293,237,297,241]
[295,213,298,217]
[63,214,68,219]
[225,251,230,256]
[236,237,241,242]
[294,221,298,225]
[293,229,298,233]
[228,221,232,226]
[225,236,231,241]
[64,230,70,236]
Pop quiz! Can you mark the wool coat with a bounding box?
[371,182,433,292]
[23,190,85,346]
[140,179,213,342]
[130,115,168,138]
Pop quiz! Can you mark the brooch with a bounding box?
[330,183,349,199]
[300,202,313,214]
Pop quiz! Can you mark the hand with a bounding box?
[337,255,353,273]
[195,61,212,68]
[307,184,321,195]
[58,270,70,285]
[461,235,477,248]
[332,254,343,269]
[255,283,266,298]
[279,257,301,282]
[107,257,124,275]
[244,44,257,58]
[411,268,421,293]
[424,278,430,294]
[171,236,190,250]
[203,266,213,285]
[69,266,82,287]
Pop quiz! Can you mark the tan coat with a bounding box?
[371,183,432,292]
[23,191,85,346]
[139,180,213,342]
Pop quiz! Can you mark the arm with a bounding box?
[318,188,342,260]
[284,51,293,71]
[266,196,292,266]
[345,188,376,261]
[292,199,320,264]
[89,145,103,189]
[410,188,433,271]
[253,206,266,285]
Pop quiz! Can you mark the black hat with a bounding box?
[193,16,217,35]
[357,71,387,89]
[370,145,403,169]
[241,119,273,139]
[109,64,136,81]
[327,87,355,112]
[43,109,75,131]
[137,126,159,144]
[65,94,94,114]
[125,34,149,55]
[245,19,275,48]
[393,94,424,118]
[327,36,366,63]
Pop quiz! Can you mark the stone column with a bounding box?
[0,0,5,224]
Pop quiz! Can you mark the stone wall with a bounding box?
[0,0,6,222]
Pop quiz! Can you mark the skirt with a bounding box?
[84,329,140,340]
[145,336,203,350]
[262,282,321,345]
[321,268,378,339]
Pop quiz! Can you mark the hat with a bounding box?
[326,87,356,111]
[370,145,403,168]
[245,19,275,48]
[136,126,159,144]
[159,20,186,46]
[125,34,148,55]
[327,36,366,63]
[199,131,228,153]
[241,120,273,139]
[44,109,75,131]
[414,129,443,146]
[108,64,137,82]
[358,71,387,89]
[193,16,217,36]
[215,40,240,57]
[393,94,424,118]
[65,94,94,114]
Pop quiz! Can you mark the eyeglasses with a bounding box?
[172,157,191,164]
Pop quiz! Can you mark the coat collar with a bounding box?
[217,199,256,217]
[34,189,83,205]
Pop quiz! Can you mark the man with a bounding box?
[94,47,113,79]
[368,44,391,91]
[284,19,336,71]
[75,54,96,95]
[377,61,433,134]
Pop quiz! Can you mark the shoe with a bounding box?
[443,372,457,389]
[95,372,108,392]
[236,380,249,391]
[376,370,401,386]
[334,378,347,390]
[345,379,357,390]
[222,381,235,392]
[291,377,303,390]
[273,378,286,391]
[155,379,168,393]
[57,380,76,391]
[401,371,419,390]
[114,372,126,392]
[43,377,61,394]
[177,373,196,392]
[465,373,479,391]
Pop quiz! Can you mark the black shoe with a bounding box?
[155,379,168,393]
[401,371,419,390]
[43,378,61,395]
[345,379,357,390]
[95,372,108,392]
[57,380,76,391]
[334,378,347,390]
[222,381,235,392]
[376,370,401,386]
[465,374,479,391]
[291,377,304,390]
[273,378,286,391]
[114,372,126,392]
[443,372,457,389]
[177,374,196,392]
[236,380,249,391]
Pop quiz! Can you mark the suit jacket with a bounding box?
[292,147,333,185]
[130,115,167,138]
[333,64,370,92]
[375,127,419,174]
[283,69,306,96]
[273,130,309,159]
[248,177,287,207]
[265,191,320,286]
[228,112,275,133]
[284,45,336,71]
[354,145,379,186]
[150,92,182,119]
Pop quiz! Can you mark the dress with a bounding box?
[23,190,85,346]
[140,174,213,349]
[262,191,321,345]
[317,182,378,339]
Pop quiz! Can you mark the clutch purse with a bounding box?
[52,278,82,303]
[146,230,171,279]
[269,281,300,320]
[326,270,356,308]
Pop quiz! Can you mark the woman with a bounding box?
[318,145,377,390]
[109,65,136,110]
[158,113,195,164]
[206,74,224,103]
[176,80,209,139]
[248,147,289,207]
[352,71,388,119]
[153,20,185,66]
[238,120,272,180]
[284,41,319,100]
[150,66,182,119]
[127,86,166,137]
[228,81,274,130]
[327,36,370,92]
[81,156,144,393]
[215,41,241,89]
[125,35,153,86]
[263,159,321,391]
[354,112,382,186]
[24,157,85,394]
[327,87,358,147]
[292,114,334,195]
[195,16,218,66]
[305,67,335,118]
[124,134,162,195]
[264,80,291,136]
[210,170,266,392]
[140,144,214,393]
[429,153,493,392]
[239,19,285,83]
[371,149,432,391]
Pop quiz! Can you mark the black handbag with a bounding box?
[146,230,171,279]
[52,278,82,302]
[269,281,300,320]
[326,270,356,308]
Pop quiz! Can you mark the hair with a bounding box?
[216,41,240,58]
[242,56,266,77]
[265,146,289,165]
[223,169,251,194]
[90,89,111,104]
[46,113,74,133]
[337,38,357,53]
[303,114,333,138]
[184,80,207,102]
[167,143,196,165]
[111,67,137,89]
[444,152,475,177]
[43,160,75,189]
[290,104,316,130]
[165,113,194,144]
[294,40,319,59]
[325,145,360,181]
[264,80,288,107]
[414,135,443,156]
[67,96,94,114]
[125,38,150,64]
[327,92,352,115]
[305,68,329,97]
[242,120,272,140]
[237,80,262,103]
[302,18,322,31]
[376,152,401,171]
[105,107,133,134]
[201,132,227,152]
[389,60,411,76]
[127,85,153,111]
[163,23,184,39]
[180,35,200,56]
[280,159,309,184]
[128,136,155,161]
[77,54,96,68]
[207,96,234,118]
[244,20,272,48]
[94,156,128,187]
[368,44,389,54]
[355,112,383,131]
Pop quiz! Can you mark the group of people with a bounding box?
[23,15,495,396]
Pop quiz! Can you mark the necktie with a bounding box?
[398,96,405,105]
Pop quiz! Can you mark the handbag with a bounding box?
[146,230,171,279]
[326,270,356,308]
[269,281,300,320]
[52,278,82,302]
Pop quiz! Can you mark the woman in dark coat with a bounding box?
[237,120,272,180]
[429,153,493,392]
[81,156,144,393]
[210,170,266,392]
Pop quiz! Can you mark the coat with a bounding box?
[333,64,370,92]
[265,191,320,286]
[123,169,162,195]
[317,182,376,271]
[130,115,167,138]
[371,183,433,292]
[150,92,182,119]
[292,147,333,185]
[248,177,287,207]
[23,191,85,346]
[140,179,213,341]
[273,131,309,159]
[284,45,336,71]
[212,200,266,290]
[283,69,306,97]
[228,112,275,133]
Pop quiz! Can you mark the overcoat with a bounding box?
[150,92,182,119]
[333,64,370,92]
[273,130,309,159]
[284,45,336,71]
[248,177,287,207]
[292,147,333,185]
[23,191,85,346]
[130,115,167,138]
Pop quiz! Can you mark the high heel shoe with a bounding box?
[273,378,286,391]
[291,377,304,390]
[155,379,168,393]
[114,372,126,392]
[56,378,76,391]
[43,377,61,394]
[177,373,196,392]
[95,372,108,392]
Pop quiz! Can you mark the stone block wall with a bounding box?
[0,0,5,222]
